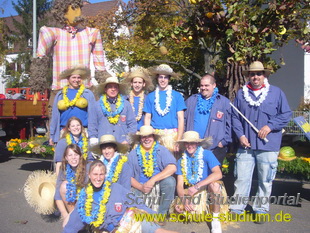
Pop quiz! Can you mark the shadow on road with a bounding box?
[19,160,53,171]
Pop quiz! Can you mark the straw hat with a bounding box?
[129,125,161,145]
[90,134,129,155]
[242,61,271,76]
[122,66,154,92]
[177,131,212,149]
[149,64,181,80]
[59,64,90,80]
[24,170,57,215]
[96,76,128,96]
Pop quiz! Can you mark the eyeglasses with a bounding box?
[249,72,264,76]
[157,75,170,80]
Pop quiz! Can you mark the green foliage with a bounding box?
[3,0,52,88]
[89,0,309,97]
[277,157,310,180]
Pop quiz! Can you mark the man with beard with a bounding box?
[230,61,291,223]
[184,74,232,164]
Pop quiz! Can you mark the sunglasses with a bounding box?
[249,72,264,76]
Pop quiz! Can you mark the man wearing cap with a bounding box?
[230,61,291,222]
[123,66,154,130]
[90,134,131,190]
[49,65,96,145]
[88,76,137,145]
[175,131,223,233]
[144,64,186,152]
[127,125,177,218]
[184,74,232,164]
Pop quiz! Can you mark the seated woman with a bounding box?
[175,131,223,233]
[55,144,87,222]
[54,116,93,176]
[89,134,131,190]
[63,160,178,233]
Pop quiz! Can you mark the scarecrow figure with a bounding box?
[30,0,109,95]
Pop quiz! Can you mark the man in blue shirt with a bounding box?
[127,125,176,223]
[88,76,137,145]
[49,65,96,145]
[230,61,292,222]
[144,64,186,152]
[184,74,232,164]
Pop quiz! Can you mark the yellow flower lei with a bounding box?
[139,142,156,177]
[181,158,190,186]
[62,84,85,107]
[112,155,128,183]
[102,94,122,124]
[129,91,145,121]
[66,133,88,160]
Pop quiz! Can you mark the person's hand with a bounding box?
[121,141,129,145]
[142,179,155,194]
[49,138,54,146]
[188,185,199,196]
[89,138,98,146]
[175,204,184,213]
[184,199,195,212]
[258,125,271,140]
[218,142,223,148]
[239,135,251,149]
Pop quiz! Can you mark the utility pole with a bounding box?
[32,0,37,58]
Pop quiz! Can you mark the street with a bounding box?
[0,157,309,233]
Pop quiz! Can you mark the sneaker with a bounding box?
[211,219,222,233]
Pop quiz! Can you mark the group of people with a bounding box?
[47,59,291,233]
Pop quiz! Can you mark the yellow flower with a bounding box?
[222,164,229,168]
[29,143,34,148]
[302,157,310,164]
[8,148,13,151]
[26,150,31,154]
[52,147,55,151]
[61,84,85,108]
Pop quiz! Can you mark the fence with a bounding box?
[283,111,310,140]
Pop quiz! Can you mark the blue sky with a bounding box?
[0,0,129,18]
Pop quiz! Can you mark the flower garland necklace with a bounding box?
[66,133,88,160]
[103,153,128,183]
[78,180,112,227]
[197,87,218,114]
[136,141,158,177]
[181,146,204,186]
[129,91,145,121]
[242,79,270,107]
[100,94,124,124]
[62,84,85,108]
[154,85,173,116]
[65,164,79,203]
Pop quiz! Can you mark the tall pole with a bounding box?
[32,0,37,58]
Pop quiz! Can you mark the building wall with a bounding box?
[269,40,305,110]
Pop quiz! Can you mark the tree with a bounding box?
[3,0,51,88]
[87,0,310,99]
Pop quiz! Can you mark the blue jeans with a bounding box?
[133,176,176,215]
[230,149,278,213]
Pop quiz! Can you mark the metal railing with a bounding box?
[283,111,310,139]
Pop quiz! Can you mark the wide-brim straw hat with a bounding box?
[177,131,212,149]
[24,170,57,215]
[129,125,161,145]
[96,76,128,96]
[59,64,90,80]
[90,134,129,155]
[122,66,154,92]
[242,61,271,76]
[149,64,181,80]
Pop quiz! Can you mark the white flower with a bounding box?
[243,79,270,106]
[154,85,173,116]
